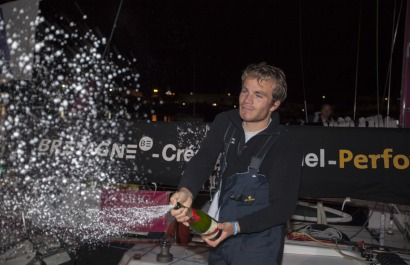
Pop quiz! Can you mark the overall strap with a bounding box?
[223,122,236,153]
[210,122,236,205]
[248,131,281,173]
[217,122,236,182]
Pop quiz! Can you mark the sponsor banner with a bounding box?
[100,190,170,232]
[289,126,410,204]
[3,118,410,205]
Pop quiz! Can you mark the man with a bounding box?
[312,103,335,126]
[170,62,302,265]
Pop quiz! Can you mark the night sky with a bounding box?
[40,0,407,117]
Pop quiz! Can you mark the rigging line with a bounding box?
[353,0,363,121]
[381,1,397,121]
[381,0,404,123]
[102,0,124,59]
[376,0,380,120]
[299,0,308,122]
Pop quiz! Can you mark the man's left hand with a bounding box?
[202,222,238,247]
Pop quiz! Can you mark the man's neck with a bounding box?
[243,119,271,132]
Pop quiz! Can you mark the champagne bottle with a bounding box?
[173,202,222,240]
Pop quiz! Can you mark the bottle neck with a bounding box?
[174,202,197,222]
[173,202,184,210]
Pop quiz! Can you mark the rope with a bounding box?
[353,0,362,121]
[380,0,404,122]
[290,231,370,263]
[102,0,124,58]
[299,0,308,122]
[298,225,344,241]
[376,0,380,119]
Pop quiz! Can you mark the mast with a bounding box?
[400,0,410,128]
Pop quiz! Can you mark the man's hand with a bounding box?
[202,221,240,247]
[169,187,193,226]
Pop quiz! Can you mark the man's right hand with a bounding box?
[169,187,193,226]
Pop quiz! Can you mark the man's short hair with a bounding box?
[241,62,287,103]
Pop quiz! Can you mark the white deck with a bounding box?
[118,240,366,265]
[117,221,410,265]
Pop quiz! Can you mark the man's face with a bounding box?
[321,104,333,119]
[239,78,280,125]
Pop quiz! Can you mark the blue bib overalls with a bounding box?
[208,124,285,265]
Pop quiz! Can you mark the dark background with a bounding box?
[39,0,407,118]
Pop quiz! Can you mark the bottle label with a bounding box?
[202,220,221,240]
[190,208,201,223]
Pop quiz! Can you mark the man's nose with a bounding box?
[243,94,253,103]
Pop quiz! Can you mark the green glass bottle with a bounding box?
[174,202,222,240]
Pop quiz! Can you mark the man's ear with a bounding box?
[270,100,281,112]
